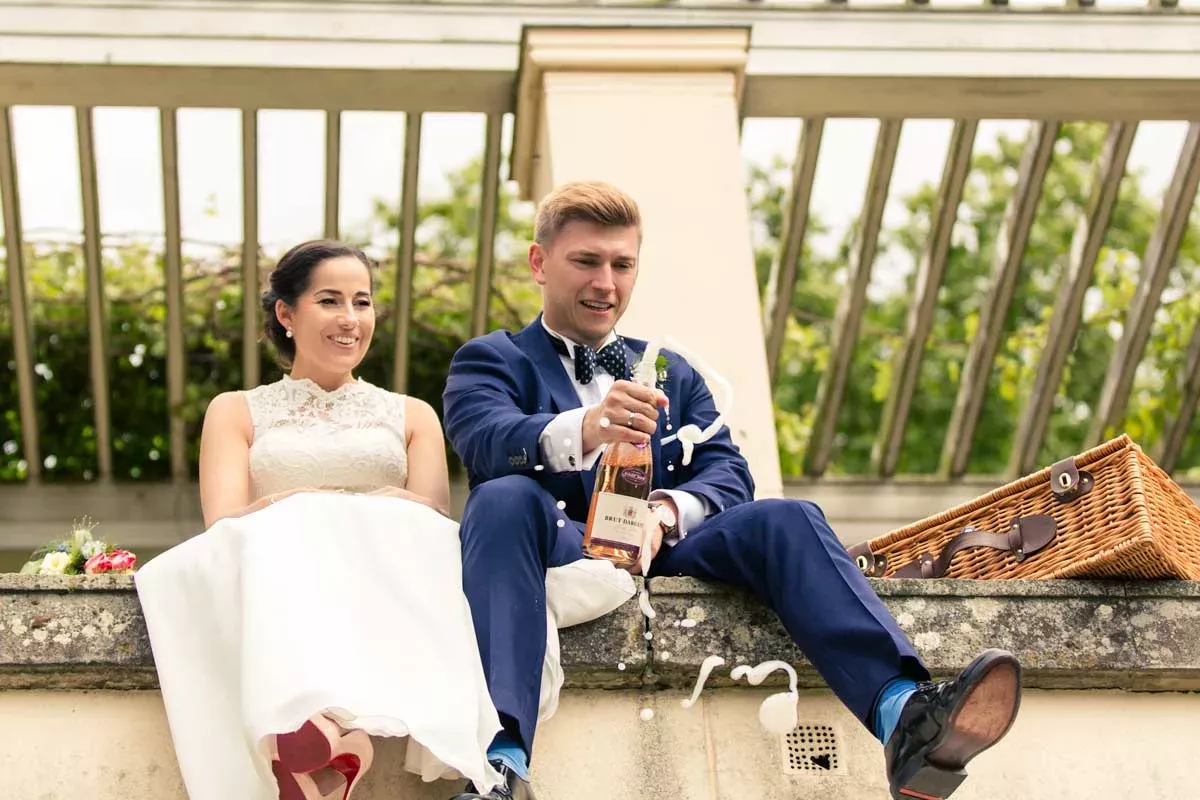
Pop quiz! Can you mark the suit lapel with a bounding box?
[515,316,593,512]
[514,315,583,415]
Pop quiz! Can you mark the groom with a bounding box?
[442,180,1022,800]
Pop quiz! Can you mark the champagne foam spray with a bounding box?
[636,340,664,588]
[730,660,801,733]
[635,340,663,388]
[658,336,734,465]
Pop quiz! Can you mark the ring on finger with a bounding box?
[626,411,636,428]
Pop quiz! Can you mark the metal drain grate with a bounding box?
[782,724,842,774]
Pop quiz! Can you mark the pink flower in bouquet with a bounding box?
[108,549,137,573]
[83,552,113,574]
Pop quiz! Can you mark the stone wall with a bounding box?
[3,574,1200,799]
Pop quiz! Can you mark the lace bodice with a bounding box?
[243,375,408,500]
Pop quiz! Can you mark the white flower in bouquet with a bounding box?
[39,551,71,575]
[81,539,105,559]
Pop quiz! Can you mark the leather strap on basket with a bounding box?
[847,515,1057,579]
[847,542,889,577]
[1051,456,1094,503]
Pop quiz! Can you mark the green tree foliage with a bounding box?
[759,122,1200,479]
[1,124,1197,483]
[0,160,538,482]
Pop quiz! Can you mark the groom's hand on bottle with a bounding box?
[582,380,669,452]
[628,498,673,575]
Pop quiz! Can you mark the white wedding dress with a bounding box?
[134,375,636,800]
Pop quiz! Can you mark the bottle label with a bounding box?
[619,467,648,486]
[589,492,649,554]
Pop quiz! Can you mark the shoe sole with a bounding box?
[277,719,335,774]
[894,649,1022,800]
[929,652,1021,769]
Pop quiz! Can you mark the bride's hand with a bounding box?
[266,486,350,505]
[266,487,319,505]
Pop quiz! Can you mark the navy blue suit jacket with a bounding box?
[443,316,755,524]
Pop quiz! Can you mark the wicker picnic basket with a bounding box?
[846,435,1200,581]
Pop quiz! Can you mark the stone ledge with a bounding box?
[647,577,1200,692]
[0,574,646,690]
[1,575,156,690]
[4,574,1199,692]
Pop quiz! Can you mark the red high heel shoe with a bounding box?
[270,715,374,800]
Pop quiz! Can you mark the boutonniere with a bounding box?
[633,353,669,391]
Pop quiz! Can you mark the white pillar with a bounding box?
[512,28,783,498]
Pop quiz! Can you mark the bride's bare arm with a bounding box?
[197,392,309,526]
[198,392,257,527]
[374,397,451,516]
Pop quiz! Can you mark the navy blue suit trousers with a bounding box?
[458,475,929,757]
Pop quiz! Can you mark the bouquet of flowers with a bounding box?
[18,517,137,576]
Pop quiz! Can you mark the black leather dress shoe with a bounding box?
[449,760,537,800]
[885,648,1022,800]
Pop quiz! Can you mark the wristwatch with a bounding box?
[649,501,679,539]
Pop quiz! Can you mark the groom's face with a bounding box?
[530,220,640,349]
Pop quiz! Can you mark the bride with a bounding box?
[135,240,633,800]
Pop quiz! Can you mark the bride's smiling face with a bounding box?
[277,256,376,378]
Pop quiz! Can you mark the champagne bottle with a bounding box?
[582,437,652,568]
[582,343,660,569]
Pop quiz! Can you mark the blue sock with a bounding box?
[873,677,919,744]
[487,731,530,781]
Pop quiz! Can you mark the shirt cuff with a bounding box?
[650,489,709,546]
[538,406,604,472]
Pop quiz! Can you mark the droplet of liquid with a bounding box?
[556,500,566,510]
[644,631,653,641]
[638,589,656,620]
[681,655,726,709]
[556,520,565,528]
[730,660,798,692]
[661,652,671,661]
[639,708,655,721]
[758,691,799,734]
[618,662,626,671]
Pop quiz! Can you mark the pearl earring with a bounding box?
[285,329,293,339]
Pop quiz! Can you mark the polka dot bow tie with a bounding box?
[550,336,630,384]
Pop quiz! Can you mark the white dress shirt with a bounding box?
[536,318,708,544]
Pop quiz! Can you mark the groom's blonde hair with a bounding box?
[533,181,642,246]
